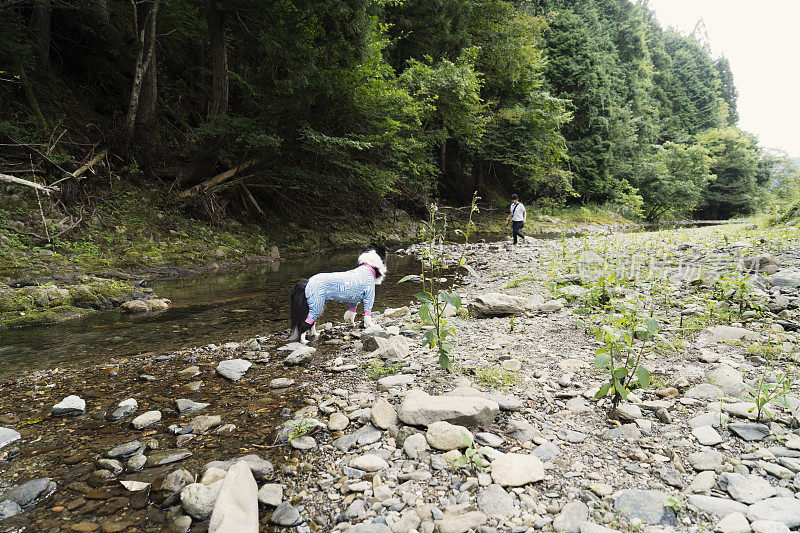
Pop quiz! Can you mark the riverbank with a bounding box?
[1,222,799,532]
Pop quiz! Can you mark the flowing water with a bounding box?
[0,250,434,378]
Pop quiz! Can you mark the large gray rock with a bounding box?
[693,425,723,446]
[444,386,522,411]
[553,501,589,533]
[477,484,514,517]
[0,501,22,520]
[131,410,162,429]
[741,254,780,274]
[728,423,770,441]
[176,399,209,414]
[769,272,800,289]
[216,359,252,380]
[270,502,301,526]
[162,469,194,493]
[284,346,316,366]
[613,489,676,526]
[377,374,415,388]
[181,481,223,520]
[257,484,283,507]
[750,520,791,533]
[706,364,746,397]
[402,433,429,459]
[688,450,725,471]
[0,478,56,507]
[202,455,274,480]
[699,326,758,345]
[506,419,541,443]
[370,398,398,429]
[490,453,544,487]
[426,421,472,451]
[720,473,776,504]
[145,449,192,467]
[51,395,85,416]
[435,510,488,533]
[107,440,144,459]
[397,393,499,427]
[0,428,21,450]
[579,523,620,533]
[468,292,531,317]
[688,495,748,516]
[714,512,751,533]
[747,497,800,527]
[208,461,258,533]
[350,454,388,472]
[109,398,138,420]
[370,336,409,361]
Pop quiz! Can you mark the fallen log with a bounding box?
[0,173,59,195]
[178,160,255,198]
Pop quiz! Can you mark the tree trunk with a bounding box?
[31,0,51,69]
[440,138,447,176]
[137,50,158,130]
[205,0,228,116]
[124,0,160,145]
[93,0,110,25]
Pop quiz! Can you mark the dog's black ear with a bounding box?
[372,243,387,261]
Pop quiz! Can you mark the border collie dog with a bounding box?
[289,245,387,344]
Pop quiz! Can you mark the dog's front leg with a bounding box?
[310,323,319,339]
[363,314,375,328]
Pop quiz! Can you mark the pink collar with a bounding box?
[360,263,376,278]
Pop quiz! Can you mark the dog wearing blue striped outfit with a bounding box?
[289,245,387,344]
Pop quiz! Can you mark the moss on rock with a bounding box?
[0,305,89,328]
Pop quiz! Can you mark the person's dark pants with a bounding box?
[512,221,525,244]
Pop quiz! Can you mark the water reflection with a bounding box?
[0,250,426,377]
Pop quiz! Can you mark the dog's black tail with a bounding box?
[289,279,309,341]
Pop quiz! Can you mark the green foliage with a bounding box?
[366,361,404,378]
[593,305,657,410]
[459,364,517,389]
[742,347,796,423]
[695,127,763,219]
[633,141,714,221]
[450,431,489,472]
[399,192,479,371]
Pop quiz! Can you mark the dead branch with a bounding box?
[0,173,59,195]
[50,149,108,186]
[0,225,46,240]
[178,160,256,198]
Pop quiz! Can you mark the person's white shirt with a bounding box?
[510,202,526,222]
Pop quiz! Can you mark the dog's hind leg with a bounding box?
[344,308,356,327]
[289,327,299,342]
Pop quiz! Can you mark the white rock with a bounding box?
[490,453,544,487]
[370,398,398,429]
[426,421,473,451]
[180,481,223,520]
[131,410,162,429]
[51,395,85,416]
[0,427,21,450]
[216,359,252,380]
[714,512,750,533]
[397,394,499,427]
[257,483,283,507]
[350,454,389,472]
[208,461,258,533]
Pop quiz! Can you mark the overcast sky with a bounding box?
[646,0,800,157]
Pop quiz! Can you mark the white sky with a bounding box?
[646,0,800,157]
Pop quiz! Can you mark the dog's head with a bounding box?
[358,244,387,285]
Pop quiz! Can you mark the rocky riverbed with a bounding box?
[1,222,799,533]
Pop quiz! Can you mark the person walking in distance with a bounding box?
[505,194,526,245]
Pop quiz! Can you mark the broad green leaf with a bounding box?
[645,317,658,336]
[595,383,612,398]
[594,352,612,369]
[615,379,628,399]
[636,366,651,389]
[612,367,628,380]
[398,274,422,284]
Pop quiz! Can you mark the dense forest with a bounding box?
[1,0,798,222]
